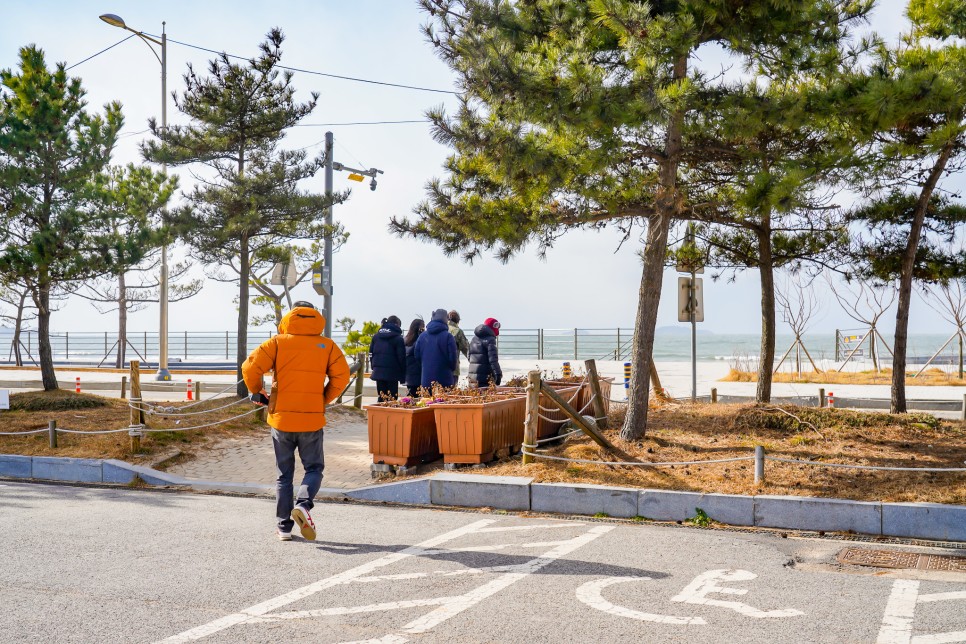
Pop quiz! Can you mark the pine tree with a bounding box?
[0,46,136,390]
[844,0,966,412]
[677,74,856,402]
[394,0,871,438]
[76,164,184,368]
[142,29,344,396]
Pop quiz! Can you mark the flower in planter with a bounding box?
[400,396,413,405]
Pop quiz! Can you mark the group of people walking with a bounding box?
[368,309,503,400]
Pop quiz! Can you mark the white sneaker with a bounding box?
[291,505,316,541]
[277,529,292,541]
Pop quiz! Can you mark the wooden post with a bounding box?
[819,387,826,408]
[256,406,266,422]
[120,376,127,400]
[129,360,142,453]
[194,380,202,401]
[523,370,541,464]
[649,360,668,400]
[48,420,57,449]
[584,359,608,429]
[354,358,364,409]
[711,387,718,404]
[539,382,639,463]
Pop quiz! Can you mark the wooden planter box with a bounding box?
[496,385,579,441]
[432,395,527,464]
[598,377,615,415]
[545,379,587,417]
[365,404,441,467]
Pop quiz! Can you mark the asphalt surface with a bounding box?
[2,481,965,644]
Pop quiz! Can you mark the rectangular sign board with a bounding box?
[312,266,330,296]
[0,389,9,410]
[678,276,704,323]
[270,258,299,287]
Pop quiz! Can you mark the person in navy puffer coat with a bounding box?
[403,318,425,397]
[468,318,502,387]
[414,309,458,389]
[369,316,406,401]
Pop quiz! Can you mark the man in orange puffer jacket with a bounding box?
[243,301,351,541]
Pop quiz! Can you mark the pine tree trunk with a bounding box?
[237,234,250,398]
[756,226,775,403]
[892,142,954,414]
[36,284,57,391]
[620,53,687,441]
[621,214,672,440]
[116,271,127,369]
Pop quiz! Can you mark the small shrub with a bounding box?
[10,390,109,412]
[593,512,609,518]
[687,507,712,527]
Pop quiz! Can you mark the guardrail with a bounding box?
[4,328,639,364]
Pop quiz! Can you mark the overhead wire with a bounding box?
[65,34,136,71]
[150,34,458,95]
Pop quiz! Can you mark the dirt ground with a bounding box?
[486,402,966,504]
[0,390,364,466]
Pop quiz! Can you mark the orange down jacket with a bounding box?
[242,307,351,432]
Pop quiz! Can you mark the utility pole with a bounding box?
[321,131,384,339]
[323,132,334,338]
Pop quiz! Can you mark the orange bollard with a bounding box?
[75,377,81,393]
[827,391,835,408]
[186,378,193,401]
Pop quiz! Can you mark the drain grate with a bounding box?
[838,547,966,571]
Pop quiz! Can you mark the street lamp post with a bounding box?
[321,130,384,339]
[99,13,172,381]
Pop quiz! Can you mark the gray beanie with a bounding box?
[431,308,448,322]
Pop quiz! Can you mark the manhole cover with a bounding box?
[838,547,966,571]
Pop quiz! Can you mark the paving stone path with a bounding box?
[166,408,375,490]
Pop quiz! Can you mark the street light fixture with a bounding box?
[99,13,172,381]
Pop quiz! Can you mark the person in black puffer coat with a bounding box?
[414,309,458,389]
[369,316,406,401]
[403,318,425,397]
[468,317,502,387]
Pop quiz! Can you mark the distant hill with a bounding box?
[655,325,715,336]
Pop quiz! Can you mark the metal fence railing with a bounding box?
[4,328,637,364]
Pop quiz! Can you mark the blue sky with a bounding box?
[0,0,958,336]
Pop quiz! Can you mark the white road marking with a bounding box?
[248,597,460,622]
[401,525,615,634]
[155,519,495,643]
[670,569,804,619]
[576,576,706,625]
[475,523,586,533]
[878,580,920,644]
[918,592,966,604]
[877,579,966,644]
[421,540,569,554]
[912,633,966,644]
[354,565,523,583]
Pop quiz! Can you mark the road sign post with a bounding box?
[678,275,704,401]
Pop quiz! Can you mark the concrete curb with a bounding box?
[3,454,965,542]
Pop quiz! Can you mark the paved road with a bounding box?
[2,482,965,644]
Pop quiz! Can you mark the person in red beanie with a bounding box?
[468,318,502,387]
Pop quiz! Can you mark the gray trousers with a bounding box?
[272,428,324,531]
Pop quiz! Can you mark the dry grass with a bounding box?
[722,367,966,386]
[487,402,966,504]
[0,391,292,463]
